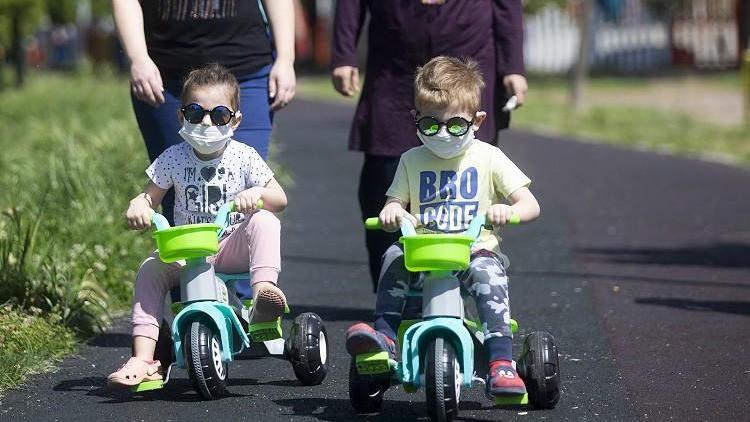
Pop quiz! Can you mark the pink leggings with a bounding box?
[131,210,281,341]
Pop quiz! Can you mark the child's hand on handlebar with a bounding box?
[379,205,418,233]
[235,187,264,213]
[486,204,517,226]
[126,198,154,230]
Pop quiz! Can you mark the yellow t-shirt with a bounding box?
[386,139,531,254]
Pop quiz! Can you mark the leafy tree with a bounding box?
[45,0,77,25]
[90,0,112,19]
[524,0,567,15]
[0,0,44,87]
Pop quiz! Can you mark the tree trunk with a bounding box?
[11,10,25,88]
[570,0,594,111]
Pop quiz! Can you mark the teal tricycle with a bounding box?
[349,215,560,420]
[133,201,328,400]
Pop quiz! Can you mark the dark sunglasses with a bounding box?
[181,103,235,126]
[415,115,474,137]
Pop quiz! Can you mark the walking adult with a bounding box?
[112,0,295,224]
[331,0,528,291]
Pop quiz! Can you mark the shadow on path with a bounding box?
[511,269,750,290]
[635,297,750,316]
[577,242,750,269]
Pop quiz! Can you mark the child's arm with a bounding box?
[125,181,168,230]
[486,186,540,226]
[235,176,287,213]
[379,197,418,232]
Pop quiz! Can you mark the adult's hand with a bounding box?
[503,74,528,108]
[130,57,165,108]
[269,58,296,111]
[331,66,360,97]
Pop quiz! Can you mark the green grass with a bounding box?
[0,71,158,391]
[0,306,76,392]
[297,72,750,167]
[513,94,750,165]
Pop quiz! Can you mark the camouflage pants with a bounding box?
[375,243,513,341]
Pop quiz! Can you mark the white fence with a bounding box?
[524,0,740,73]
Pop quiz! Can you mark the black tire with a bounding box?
[425,337,460,422]
[285,312,329,385]
[517,331,560,409]
[348,359,389,413]
[184,320,228,400]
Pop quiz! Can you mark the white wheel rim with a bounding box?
[212,336,226,380]
[454,357,461,404]
[319,331,328,365]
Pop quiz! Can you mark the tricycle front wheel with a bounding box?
[184,320,228,400]
[425,336,460,422]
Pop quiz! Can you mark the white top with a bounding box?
[146,140,273,230]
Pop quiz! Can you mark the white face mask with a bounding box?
[417,126,475,159]
[178,119,233,155]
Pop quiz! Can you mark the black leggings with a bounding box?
[358,155,402,292]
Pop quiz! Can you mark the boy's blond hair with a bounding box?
[414,56,485,114]
[181,63,240,111]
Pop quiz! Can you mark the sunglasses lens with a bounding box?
[183,104,204,124]
[210,106,233,126]
[446,117,469,136]
[418,117,440,136]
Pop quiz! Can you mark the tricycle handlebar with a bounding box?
[364,213,520,238]
[150,199,264,235]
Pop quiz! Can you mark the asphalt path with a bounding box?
[2,99,748,421]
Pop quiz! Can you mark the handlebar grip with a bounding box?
[151,213,171,231]
[508,214,521,225]
[364,217,382,230]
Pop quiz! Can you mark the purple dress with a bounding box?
[331,0,526,157]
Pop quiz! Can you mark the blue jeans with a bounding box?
[132,64,273,299]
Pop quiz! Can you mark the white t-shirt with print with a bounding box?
[146,140,273,232]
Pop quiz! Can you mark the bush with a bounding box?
[0,72,153,335]
[0,306,76,391]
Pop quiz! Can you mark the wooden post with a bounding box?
[570,0,594,112]
[743,49,750,127]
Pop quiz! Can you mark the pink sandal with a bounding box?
[107,357,162,388]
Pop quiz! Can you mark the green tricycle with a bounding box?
[349,214,560,420]
[132,200,329,400]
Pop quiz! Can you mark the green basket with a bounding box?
[153,223,221,263]
[400,234,473,272]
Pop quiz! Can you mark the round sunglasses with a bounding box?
[181,103,235,126]
[415,115,474,137]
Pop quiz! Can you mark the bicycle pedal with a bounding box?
[243,299,290,314]
[355,351,392,375]
[493,393,529,406]
[130,379,164,393]
[248,318,282,342]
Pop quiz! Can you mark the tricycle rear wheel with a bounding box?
[348,359,389,413]
[286,312,329,385]
[517,330,560,409]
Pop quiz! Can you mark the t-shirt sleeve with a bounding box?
[245,148,275,187]
[145,148,175,189]
[385,156,410,203]
[492,149,531,198]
